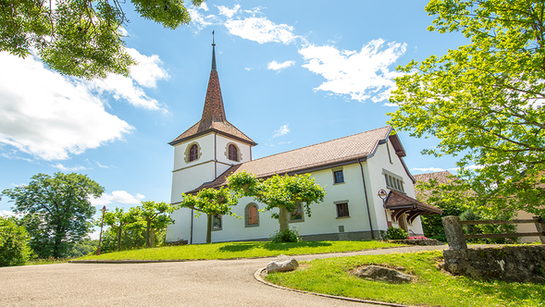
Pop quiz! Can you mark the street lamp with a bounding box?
[96,205,108,255]
[377,189,391,231]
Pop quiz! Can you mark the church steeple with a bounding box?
[169,33,257,147]
[199,34,226,129]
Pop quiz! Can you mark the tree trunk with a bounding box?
[117,227,122,251]
[145,219,151,247]
[278,206,290,232]
[206,214,212,244]
[150,229,156,247]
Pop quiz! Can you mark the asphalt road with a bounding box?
[0,245,447,307]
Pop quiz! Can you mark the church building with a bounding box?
[166,43,441,244]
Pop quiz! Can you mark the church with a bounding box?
[165,43,441,244]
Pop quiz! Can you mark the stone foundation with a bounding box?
[443,245,545,283]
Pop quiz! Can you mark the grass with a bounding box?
[76,240,403,261]
[265,250,545,307]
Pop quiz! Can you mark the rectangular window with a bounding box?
[212,214,222,230]
[383,169,405,193]
[289,203,304,222]
[333,170,344,184]
[336,203,349,218]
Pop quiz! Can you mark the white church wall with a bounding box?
[365,138,425,235]
[180,164,378,244]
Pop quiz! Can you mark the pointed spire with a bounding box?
[199,32,226,128]
[169,33,257,147]
[211,30,217,71]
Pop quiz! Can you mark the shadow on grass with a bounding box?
[263,241,332,251]
[217,242,260,252]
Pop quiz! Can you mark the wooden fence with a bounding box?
[442,216,545,250]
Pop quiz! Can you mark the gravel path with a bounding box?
[0,245,447,307]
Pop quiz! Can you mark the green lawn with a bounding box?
[76,240,402,261]
[265,250,545,307]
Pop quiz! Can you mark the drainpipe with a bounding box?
[358,158,375,240]
[214,133,217,178]
[190,209,194,244]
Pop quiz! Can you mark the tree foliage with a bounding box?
[0,216,32,266]
[388,0,545,217]
[179,187,238,244]
[1,173,103,258]
[138,200,177,247]
[228,171,326,235]
[103,207,139,251]
[0,0,204,79]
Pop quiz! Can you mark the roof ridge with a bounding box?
[247,126,391,163]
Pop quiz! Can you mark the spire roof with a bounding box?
[170,37,257,146]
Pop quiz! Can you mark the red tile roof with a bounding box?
[413,171,453,184]
[384,190,442,222]
[190,126,396,192]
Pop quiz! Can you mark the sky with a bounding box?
[0,0,469,236]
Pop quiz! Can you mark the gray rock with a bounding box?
[352,265,412,284]
[267,255,299,273]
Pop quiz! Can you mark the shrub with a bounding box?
[0,216,32,267]
[386,227,407,240]
[270,228,301,243]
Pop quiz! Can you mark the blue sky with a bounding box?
[0,0,468,233]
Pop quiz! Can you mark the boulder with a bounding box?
[267,255,299,273]
[352,265,412,284]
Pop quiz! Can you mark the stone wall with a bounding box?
[443,245,545,283]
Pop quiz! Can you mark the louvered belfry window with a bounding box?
[228,144,238,161]
[189,144,198,162]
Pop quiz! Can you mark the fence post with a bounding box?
[442,215,467,250]
[534,216,545,244]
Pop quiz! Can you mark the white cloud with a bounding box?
[188,4,218,30]
[52,163,88,172]
[0,53,134,161]
[299,39,407,103]
[217,4,240,18]
[273,124,290,137]
[90,48,169,111]
[0,210,16,217]
[0,48,169,160]
[225,17,298,44]
[96,161,110,168]
[268,60,295,71]
[90,190,145,207]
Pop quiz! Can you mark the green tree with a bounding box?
[179,187,238,244]
[1,0,204,79]
[388,0,545,217]
[103,207,138,251]
[0,216,32,267]
[1,173,103,258]
[228,171,326,234]
[138,201,177,247]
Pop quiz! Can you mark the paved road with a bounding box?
[0,245,447,307]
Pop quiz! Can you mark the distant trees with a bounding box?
[1,173,103,258]
[100,200,177,251]
[0,216,32,267]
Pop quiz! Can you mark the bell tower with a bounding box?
[169,35,257,206]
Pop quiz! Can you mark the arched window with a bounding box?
[189,144,198,162]
[245,203,259,227]
[228,144,238,161]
